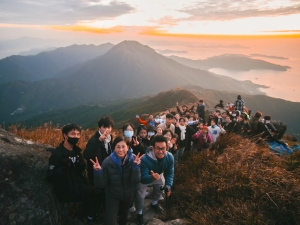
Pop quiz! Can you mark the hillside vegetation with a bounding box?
[5,124,300,225]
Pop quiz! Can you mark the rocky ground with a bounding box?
[0,128,185,225]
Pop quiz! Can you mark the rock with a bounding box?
[146,218,186,225]
[0,128,59,225]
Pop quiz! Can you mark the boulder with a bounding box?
[0,128,61,225]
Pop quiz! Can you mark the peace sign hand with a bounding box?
[134,152,144,165]
[100,130,109,142]
[132,136,139,146]
[90,157,101,171]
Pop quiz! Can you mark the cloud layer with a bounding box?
[0,0,135,24]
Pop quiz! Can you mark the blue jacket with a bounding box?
[94,149,140,199]
[140,147,174,188]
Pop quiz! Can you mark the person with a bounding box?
[176,102,195,116]
[157,113,175,134]
[191,126,213,152]
[175,118,187,162]
[162,129,174,150]
[234,95,245,112]
[158,109,170,120]
[47,123,101,223]
[236,114,251,136]
[250,111,263,135]
[208,120,225,142]
[84,116,114,185]
[260,115,279,140]
[123,123,146,155]
[91,136,143,225]
[136,114,156,127]
[155,126,163,136]
[169,133,179,156]
[214,100,224,109]
[135,135,174,225]
[196,100,205,120]
[223,115,235,133]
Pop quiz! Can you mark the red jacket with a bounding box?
[192,131,213,150]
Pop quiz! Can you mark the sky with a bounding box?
[0,0,300,102]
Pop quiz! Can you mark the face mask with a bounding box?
[67,136,79,145]
[148,132,155,137]
[232,114,236,117]
[124,130,134,138]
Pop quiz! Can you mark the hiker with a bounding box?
[192,126,213,152]
[47,123,101,223]
[123,123,146,155]
[91,136,143,225]
[158,109,170,120]
[176,102,195,116]
[155,126,163,136]
[236,114,251,136]
[162,129,174,150]
[250,111,263,135]
[234,95,245,112]
[84,116,114,185]
[214,100,225,109]
[135,135,174,225]
[223,115,235,133]
[175,117,187,161]
[136,114,157,127]
[208,120,226,142]
[157,113,175,134]
[196,99,205,120]
[260,115,279,140]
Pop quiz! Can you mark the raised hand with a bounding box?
[134,152,144,165]
[150,170,161,180]
[132,136,139,146]
[99,130,109,142]
[90,157,101,171]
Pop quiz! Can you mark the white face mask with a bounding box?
[148,132,155,137]
[232,114,236,117]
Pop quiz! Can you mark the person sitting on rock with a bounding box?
[135,135,174,225]
[250,111,263,135]
[47,123,101,223]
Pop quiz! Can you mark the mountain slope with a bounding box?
[0,40,266,123]
[169,54,290,71]
[0,43,114,84]
[15,87,300,136]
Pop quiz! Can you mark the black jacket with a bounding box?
[223,121,235,133]
[47,142,87,202]
[83,131,113,184]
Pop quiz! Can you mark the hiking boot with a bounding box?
[136,213,144,225]
[151,203,164,214]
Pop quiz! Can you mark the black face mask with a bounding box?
[67,136,79,145]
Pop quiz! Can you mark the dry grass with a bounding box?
[170,134,300,225]
[7,122,120,150]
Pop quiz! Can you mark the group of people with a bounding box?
[47,95,281,225]
[47,117,173,225]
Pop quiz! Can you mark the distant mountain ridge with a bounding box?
[13,87,300,136]
[169,54,290,71]
[0,41,266,124]
[0,43,114,84]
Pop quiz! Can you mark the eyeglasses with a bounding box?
[154,146,166,152]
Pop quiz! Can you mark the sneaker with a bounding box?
[151,203,164,214]
[136,213,144,225]
[128,206,136,212]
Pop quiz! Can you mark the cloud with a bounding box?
[189,44,250,49]
[48,25,123,34]
[156,49,188,54]
[180,0,300,21]
[0,0,135,24]
[249,53,289,60]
